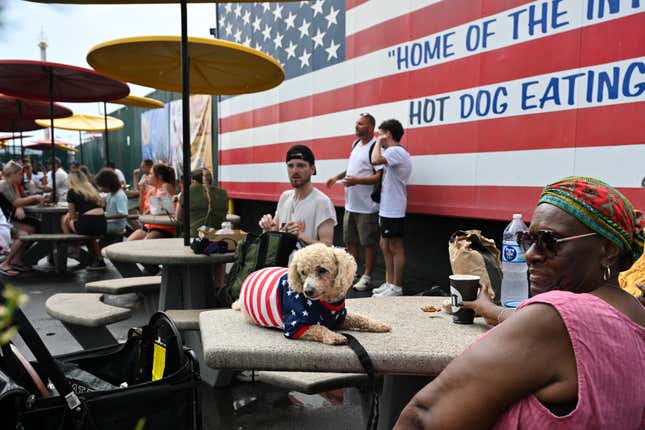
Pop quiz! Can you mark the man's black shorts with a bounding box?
[379,216,405,238]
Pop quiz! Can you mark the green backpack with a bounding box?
[217,231,300,307]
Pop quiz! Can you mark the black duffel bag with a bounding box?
[0,286,202,430]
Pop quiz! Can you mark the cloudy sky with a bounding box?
[0,0,216,142]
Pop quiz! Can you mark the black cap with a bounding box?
[285,145,315,165]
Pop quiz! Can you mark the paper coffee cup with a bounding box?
[449,274,480,324]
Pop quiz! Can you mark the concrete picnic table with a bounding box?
[24,202,68,232]
[200,296,491,429]
[102,238,235,386]
[102,238,234,309]
[22,203,92,271]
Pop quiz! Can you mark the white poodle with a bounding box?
[233,243,391,344]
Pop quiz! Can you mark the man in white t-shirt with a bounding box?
[370,119,412,297]
[326,113,382,291]
[107,161,126,187]
[259,145,337,246]
[44,157,69,202]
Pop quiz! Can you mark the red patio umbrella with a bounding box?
[0,134,33,141]
[0,133,33,158]
[0,95,72,160]
[26,139,79,152]
[0,60,128,201]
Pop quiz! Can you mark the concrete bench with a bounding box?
[85,276,161,295]
[87,276,161,314]
[165,309,368,394]
[165,309,208,331]
[21,234,98,274]
[45,293,131,349]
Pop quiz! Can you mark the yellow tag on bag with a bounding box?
[152,338,167,381]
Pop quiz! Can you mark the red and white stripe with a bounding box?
[240,267,288,328]
[218,0,645,220]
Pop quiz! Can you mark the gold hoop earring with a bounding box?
[602,265,611,281]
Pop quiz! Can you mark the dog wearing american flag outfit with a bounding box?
[232,243,391,345]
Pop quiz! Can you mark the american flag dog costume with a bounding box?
[239,267,347,339]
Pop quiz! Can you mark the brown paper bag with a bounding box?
[449,230,503,302]
[619,252,645,297]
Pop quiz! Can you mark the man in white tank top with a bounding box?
[326,113,383,291]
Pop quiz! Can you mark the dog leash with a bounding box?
[343,333,379,430]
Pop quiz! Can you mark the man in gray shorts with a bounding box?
[326,113,383,291]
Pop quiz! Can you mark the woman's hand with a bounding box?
[14,207,26,220]
[462,286,501,325]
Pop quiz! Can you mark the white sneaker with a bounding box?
[352,275,372,291]
[372,282,391,295]
[373,284,403,297]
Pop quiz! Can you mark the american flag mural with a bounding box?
[217,0,645,220]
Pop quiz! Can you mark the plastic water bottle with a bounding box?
[215,222,234,235]
[501,214,529,308]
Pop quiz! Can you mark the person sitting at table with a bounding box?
[107,161,127,188]
[94,168,129,268]
[128,163,177,241]
[61,170,107,270]
[175,168,228,238]
[42,157,69,202]
[22,162,41,196]
[395,177,645,430]
[0,161,44,276]
[78,165,98,190]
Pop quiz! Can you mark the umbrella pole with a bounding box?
[49,70,57,203]
[18,101,24,161]
[181,0,191,247]
[104,101,110,166]
[4,127,16,161]
[79,131,84,165]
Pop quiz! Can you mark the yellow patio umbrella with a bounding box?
[87,36,284,94]
[110,95,164,109]
[36,113,124,164]
[87,35,285,246]
[35,114,124,132]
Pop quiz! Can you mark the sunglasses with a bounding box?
[516,231,598,257]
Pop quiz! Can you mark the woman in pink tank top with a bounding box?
[396,177,645,430]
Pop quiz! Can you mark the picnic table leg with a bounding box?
[158,265,184,310]
[376,375,434,430]
[53,243,69,275]
[182,265,213,308]
[172,264,234,387]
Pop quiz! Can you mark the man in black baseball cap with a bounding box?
[285,144,316,169]
[258,144,336,245]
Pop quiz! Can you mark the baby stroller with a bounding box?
[0,283,201,430]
